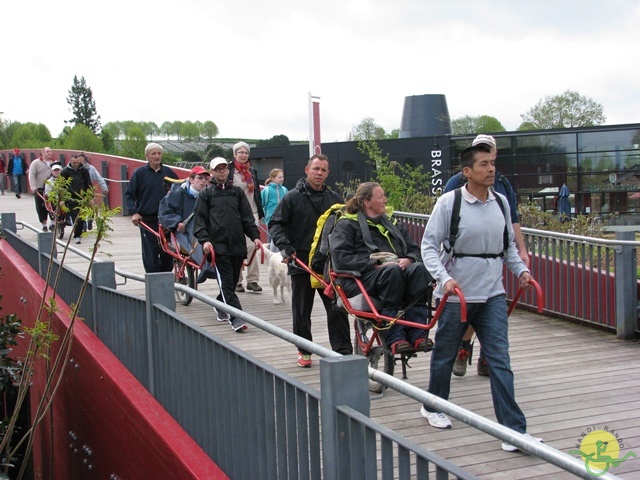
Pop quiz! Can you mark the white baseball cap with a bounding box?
[209,157,228,170]
[472,134,497,149]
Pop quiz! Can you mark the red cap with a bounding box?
[189,166,209,176]
[13,148,20,154]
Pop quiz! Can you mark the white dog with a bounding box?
[262,245,292,304]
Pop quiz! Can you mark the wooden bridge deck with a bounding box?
[3,194,640,479]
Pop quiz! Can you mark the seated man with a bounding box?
[329,182,433,355]
[159,166,214,282]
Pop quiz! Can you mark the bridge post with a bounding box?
[145,272,176,396]
[89,262,116,334]
[0,212,16,233]
[36,230,56,277]
[320,355,370,480]
[615,231,637,339]
[120,164,129,215]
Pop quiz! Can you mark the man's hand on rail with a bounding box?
[443,279,460,297]
[131,213,142,226]
[518,272,532,290]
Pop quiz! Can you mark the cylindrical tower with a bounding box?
[399,94,452,138]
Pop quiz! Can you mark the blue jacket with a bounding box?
[261,182,289,225]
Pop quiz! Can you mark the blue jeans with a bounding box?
[425,295,527,433]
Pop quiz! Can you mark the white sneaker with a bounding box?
[420,407,452,429]
[501,433,544,452]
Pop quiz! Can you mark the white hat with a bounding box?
[472,134,497,149]
[209,157,228,170]
[51,163,63,171]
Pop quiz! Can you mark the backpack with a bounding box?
[444,188,509,259]
[308,203,345,288]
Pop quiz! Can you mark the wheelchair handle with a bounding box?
[508,277,544,316]
[433,287,467,323]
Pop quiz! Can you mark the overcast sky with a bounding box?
[3,0,639,143]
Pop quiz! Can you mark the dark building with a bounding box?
[249,123,640,222]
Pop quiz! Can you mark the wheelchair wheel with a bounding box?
[353,318,394,393]
[174,263,195,306]
[57,226,65,240]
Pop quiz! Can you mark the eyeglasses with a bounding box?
[213,166,229,172]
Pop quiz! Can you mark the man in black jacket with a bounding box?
[194,157,263,332]
[60,154,92,244]
[124,143,178,272]
[269,154,352,368]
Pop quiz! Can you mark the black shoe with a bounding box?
[16,193,21,199]
[88,220,93,230]
[42,226,48,232]
[246,282,263,292]
[49,225,56,232]
[235,284,245,293]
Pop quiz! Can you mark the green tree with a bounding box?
[257,134,291,147]
[100,130,115,153]
[66,75,101,134]
[204,144,226,161]
[180,121,199,141]
[102,121,122,140]
[62,124,104,152]
[348,117,387,140]
[119,126,147,159]
[171,121,184,140]
[202,121,219,140]
[160,121,173,139]
[9,123,52,149]
[141,121,159,140]
[451,115,506,135]
[520,89,606,129]
[353,141,434,214]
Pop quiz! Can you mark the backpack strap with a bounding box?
[495,193,509,253]
[446,188,509,257]
[357,210,380,253]
[444,188,462,254]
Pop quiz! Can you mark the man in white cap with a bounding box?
[443,134,529,378]
[193,157,263,332]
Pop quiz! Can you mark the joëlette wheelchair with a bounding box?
[294,257,466,394]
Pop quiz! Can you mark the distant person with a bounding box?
[60,154,92,244]
[8,148,28,198]
[77,152,108,231]
[228,141,264,293]
[0,155,6,195]
[29,147,53,231]
[269,154,352,368]
[261,168,288,251]
[444,134,529,378]
[124,143,178,272]
[194,157,263,332]
[421,144,542,453]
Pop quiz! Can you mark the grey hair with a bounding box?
[232,141,250,155]
[145,143,164,155]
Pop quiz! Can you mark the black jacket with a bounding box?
[330,212,422,276]
[60,164,92,196]
[227,162,264,220]
[193,183,260,257]
[124,163,178,220]
[269,177,343,270]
